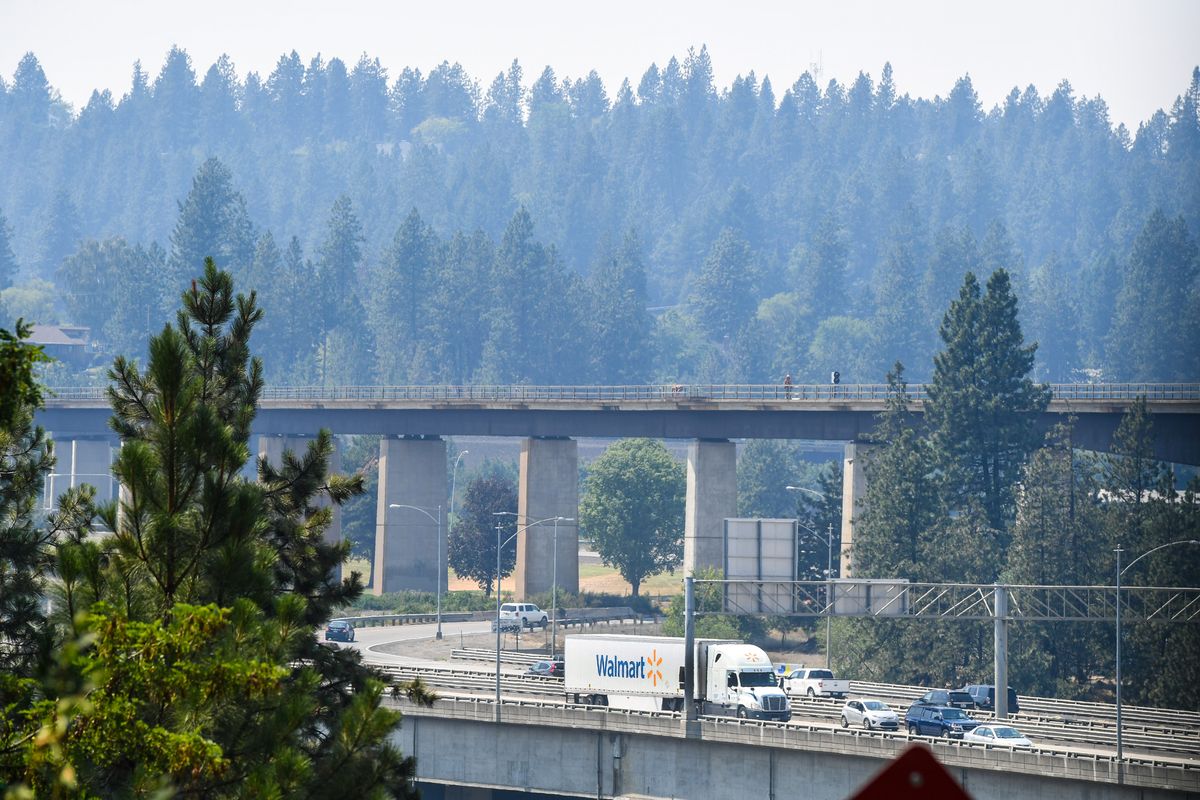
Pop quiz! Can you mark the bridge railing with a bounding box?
[43,382,1200,404]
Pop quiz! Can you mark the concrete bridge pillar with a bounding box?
[258,433,342,552]
[373,436,446,595]
[46,436,116,509]
[840,442,874,578]
[515,437,578,600]
[684,439,737,576]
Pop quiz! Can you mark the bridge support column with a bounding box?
[840,442,874,578]
[46,436,116,509]
[515,437,578,599]
[684,439,736,575]
[259,434,342,567]
[374,436,446,595]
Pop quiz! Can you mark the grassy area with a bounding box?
[578,563,683,596]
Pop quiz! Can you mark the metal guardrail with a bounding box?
[335,605,641,630]
[332,611,481,627]
[42,383,1200,404]
[392,660,1200,761]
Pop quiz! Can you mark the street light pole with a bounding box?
[1114,544,1122,774]
[491,512,572,723]
[551,515,575,658]
[1114,538,1199,779]
[389,503,444,640]
[495,519,507,722]
[449,449,469,520]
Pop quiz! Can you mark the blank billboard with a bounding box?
[723,518,796,614]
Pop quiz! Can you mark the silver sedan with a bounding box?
[962,725,1033,748]
[840,699,900,730]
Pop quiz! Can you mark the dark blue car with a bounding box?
[905,703,980,738]
[325,620,355,642]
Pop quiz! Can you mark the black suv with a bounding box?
[528,660,565,678]
[916,689,974,708]
[905,704,980,738]
[961,684,1020,714]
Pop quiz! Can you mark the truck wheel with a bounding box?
[736,707,748,719]
[807,688,815,697]
[540,617,548,629]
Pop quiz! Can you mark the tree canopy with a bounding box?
[579,438,685,596]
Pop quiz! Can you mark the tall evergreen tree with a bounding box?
[690,227,757,342]
[368,208,437,383]
[35,190,82,282]
[0,210,18,299]
[587,231,652,383]
[481,207,552,383]
[1106,210,1199,381]
[316,196,371,384]
[168,158,256,287]
[925,269,1050,531]
[32,261,421,796]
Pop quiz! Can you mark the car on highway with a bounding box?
[962,724,1032,748]
[960,684,1021,713]
[916,688,974,708]
[905,703,981,738]
[324,620,355,642]
[528,659,565,678]
[500,602,549,629]
[840,699,899,730]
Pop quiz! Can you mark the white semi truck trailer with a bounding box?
[563,633,791,721]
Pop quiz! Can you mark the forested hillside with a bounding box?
[0,47,1197,385]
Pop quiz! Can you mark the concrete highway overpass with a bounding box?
[34,383,1200,598]
[388,696,1197,799]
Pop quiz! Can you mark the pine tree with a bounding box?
[168,158,256,288]
[690,227,757,342]
[926,269,1050,531]
[35,190,82,282]
[1106,210,1199,381]
[34,261,420,796]
[587,231,652,383]
[368,208,437,383]
[0,210,18,296]
[0,322,55,676]
[1004,420,1110,697]
[315,196,371,383]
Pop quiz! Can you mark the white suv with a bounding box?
[499,603,548,629]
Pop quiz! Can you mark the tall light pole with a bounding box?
[787,486,835,669]
[389,503,444,640]
[550,515,574,658]
[1114,538,1199,776]
[449,449,469,521]
[491,512,573,723]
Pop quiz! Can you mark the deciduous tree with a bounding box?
[579,439,685,597]
[448,474,518,595]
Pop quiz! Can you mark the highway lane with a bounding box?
[347,626,1199,763]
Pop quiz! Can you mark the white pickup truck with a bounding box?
[781,667,850,698]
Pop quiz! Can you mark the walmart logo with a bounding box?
[595,648,666,686]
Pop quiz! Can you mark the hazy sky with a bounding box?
[3,0,1197,131]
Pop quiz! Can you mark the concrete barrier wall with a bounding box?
[390,699,1196,800]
